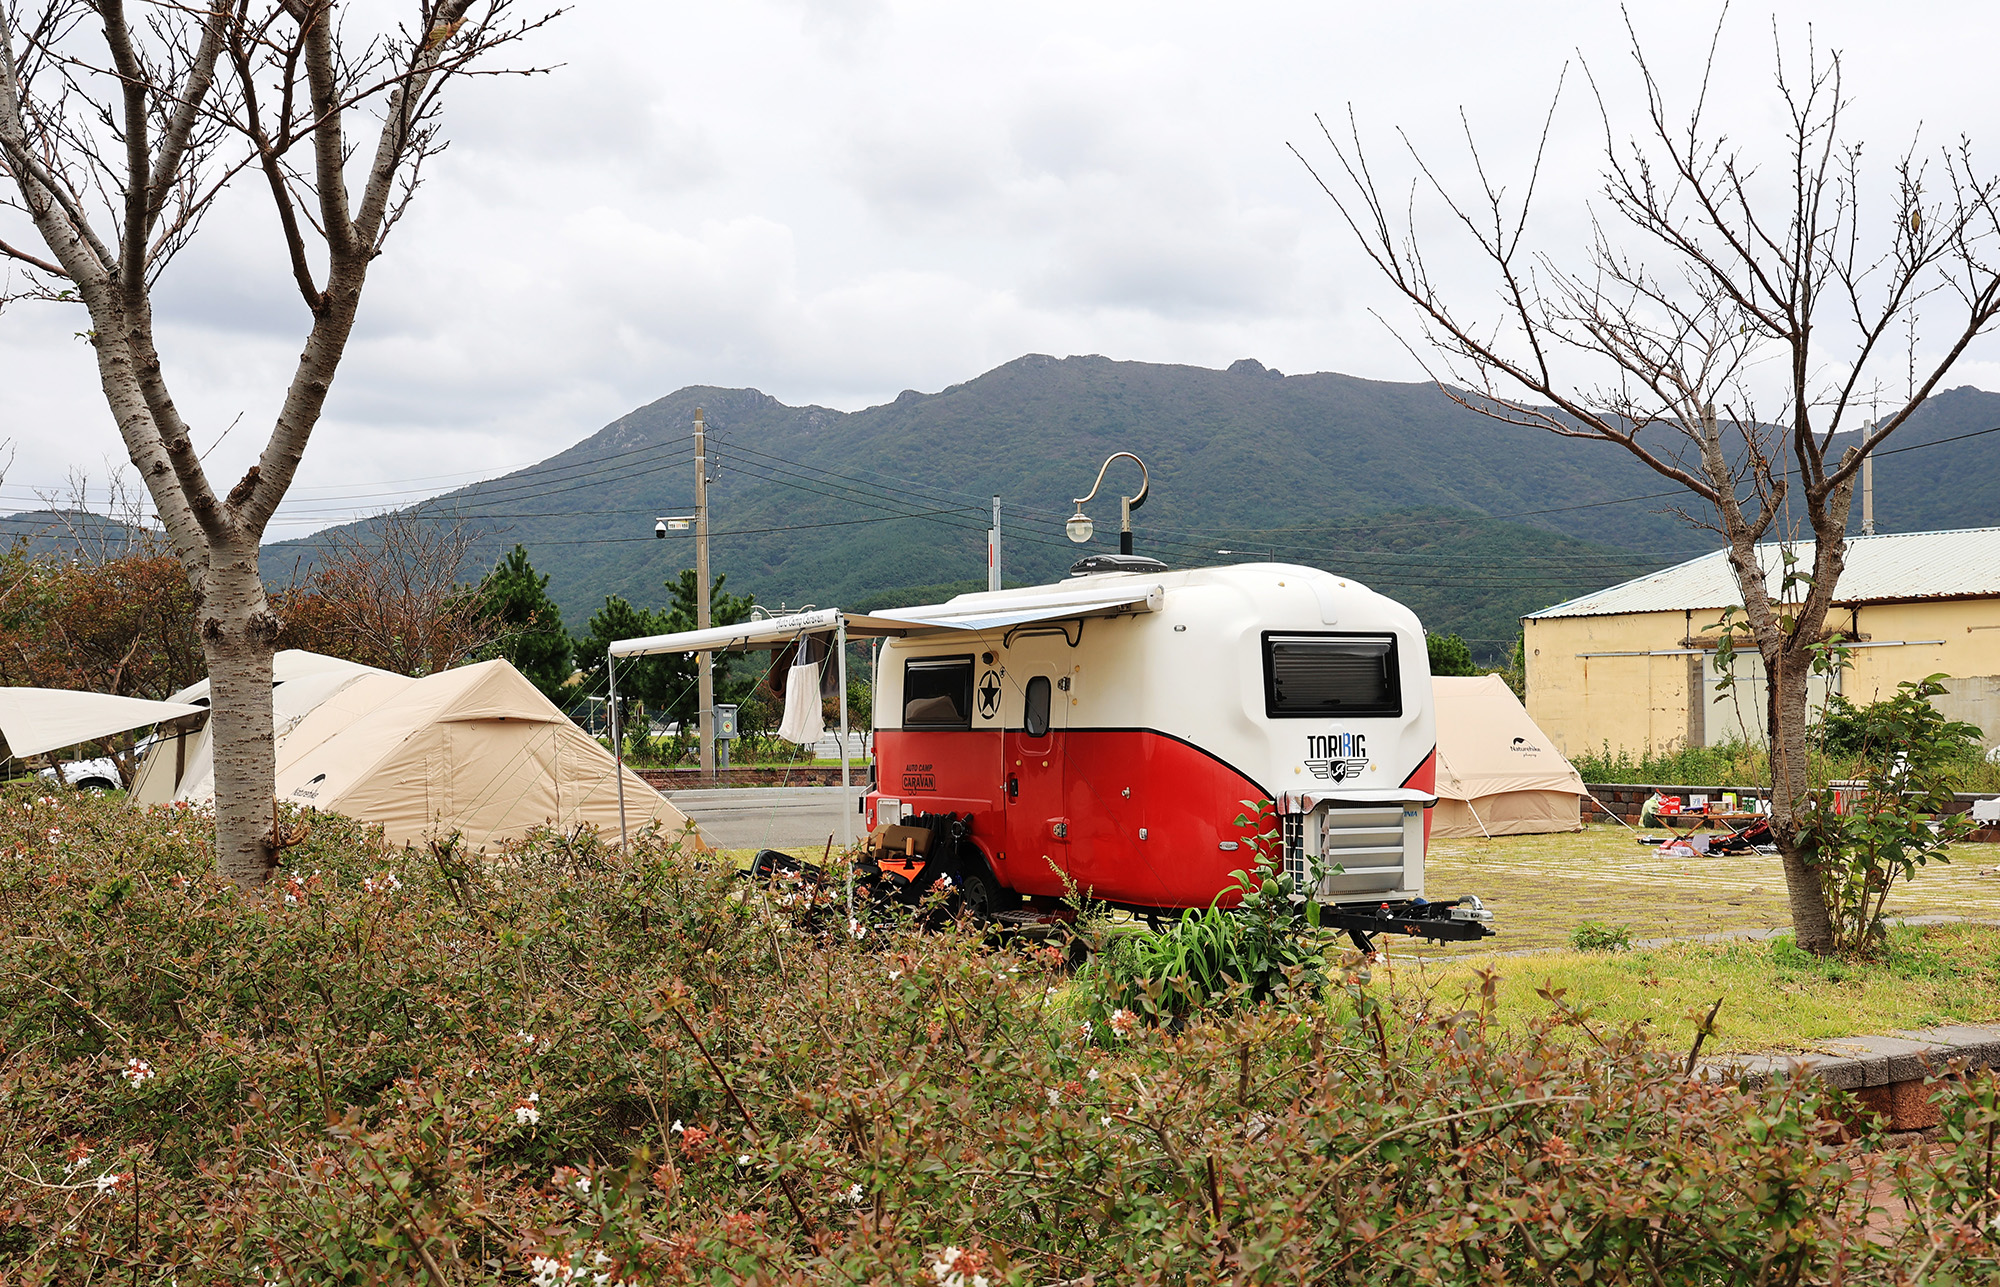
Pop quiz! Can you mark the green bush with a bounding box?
[1570,920,1636,953]
[6,790,2000,1283]
[1426,630,1479,677]
[1800,676,1985,952]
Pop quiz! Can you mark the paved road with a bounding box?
[667,785,866,852]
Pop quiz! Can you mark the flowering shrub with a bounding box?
[3,788,1999,1283]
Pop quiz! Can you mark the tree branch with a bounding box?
[0,234,68,277]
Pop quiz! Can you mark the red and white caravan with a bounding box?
[609,555,1493,944]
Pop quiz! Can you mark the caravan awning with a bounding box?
[610,608,847,659]
[609,582,1165,658]
[0,689,206,759]
[860,582,1163,633]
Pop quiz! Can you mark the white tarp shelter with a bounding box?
[0,688,204,760]
[132,652,687,848]
[1432,674,1587,838]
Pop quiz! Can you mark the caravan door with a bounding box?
[1001,664,1069,896]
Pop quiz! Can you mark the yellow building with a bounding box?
[1523,528,2000,757]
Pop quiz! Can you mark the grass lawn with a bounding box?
[730,819,2000,1054]
[1415,820,2000,957]
[1388,921,2000,1055]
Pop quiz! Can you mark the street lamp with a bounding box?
[1069,452,1150,554]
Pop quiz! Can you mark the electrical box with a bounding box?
[713,704,738,740]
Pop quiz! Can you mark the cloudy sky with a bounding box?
[2,0,1996,534]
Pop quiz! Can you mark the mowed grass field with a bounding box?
[728,819,2000,1054]
[1383,923,2000,1055]
[1416,821,2000,956]
[1396,822,2000,1054]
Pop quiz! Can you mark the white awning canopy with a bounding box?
[863,582,1164,633]
[609,608,847,659]
[0,689,206,760]
[607,583,1165,659]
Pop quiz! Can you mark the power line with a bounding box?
[265,505,981,548]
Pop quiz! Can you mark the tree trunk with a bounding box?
[202,537,282,888]
[1766,648,1834,952]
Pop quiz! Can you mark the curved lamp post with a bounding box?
[1067,452,1150,555]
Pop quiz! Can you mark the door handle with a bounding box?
[1007,775,1019,800]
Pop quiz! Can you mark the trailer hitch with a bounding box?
[1321,894,1496,953]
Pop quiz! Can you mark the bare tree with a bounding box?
[0,1,550,886]
[273,509,498,676]
[1299,15,2000,953]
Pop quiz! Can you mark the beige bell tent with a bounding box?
[132,652,688,848]
[1432,674,1586,838]
[129,651,392,806]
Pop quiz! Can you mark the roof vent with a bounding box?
[1069,553,1168,576]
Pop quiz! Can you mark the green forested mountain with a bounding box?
[256,356,2000,661]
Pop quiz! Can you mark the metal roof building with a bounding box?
[1531,527,2000,620]
[1521,527,2000,756]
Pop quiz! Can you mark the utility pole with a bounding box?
[1862,418,1877,537]
[695,408,715,779]
[987,495,1001,591]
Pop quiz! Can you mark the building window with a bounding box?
[1262,632,1401,718]
[902,656,974,729]
[1023,675,1051,737]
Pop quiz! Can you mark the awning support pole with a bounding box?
[609,647,629,849]
[837,615,853,921]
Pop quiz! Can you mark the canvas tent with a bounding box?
[129,651,392,805]
[1432,674,1586,838]
[132,652,687,848]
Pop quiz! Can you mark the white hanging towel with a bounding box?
[777,659,825,746]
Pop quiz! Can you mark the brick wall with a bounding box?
[639,766,862,790]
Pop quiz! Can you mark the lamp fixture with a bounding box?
[1070,452,1150,555]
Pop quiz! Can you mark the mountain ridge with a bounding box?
[216,354,2000,659]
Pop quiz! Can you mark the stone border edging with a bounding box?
[1708,1023,2000,1091]
[1703,1022,2000,1129]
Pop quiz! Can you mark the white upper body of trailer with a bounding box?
[609,560,1437,806]
[871,561,1437,804]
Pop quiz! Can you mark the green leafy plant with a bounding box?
[1797,675,1982,953]
[1086,800,1332,1020]
[1570,920,1635,953]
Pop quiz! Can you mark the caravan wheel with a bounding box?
[954,853,1018,925]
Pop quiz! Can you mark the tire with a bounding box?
[953,851,1018,925]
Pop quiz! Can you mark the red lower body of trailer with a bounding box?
[872,727,1425,910]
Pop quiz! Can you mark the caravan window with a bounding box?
[1023,675,1052,737]
[1262,632,1401,718]
[902,656,974,729]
